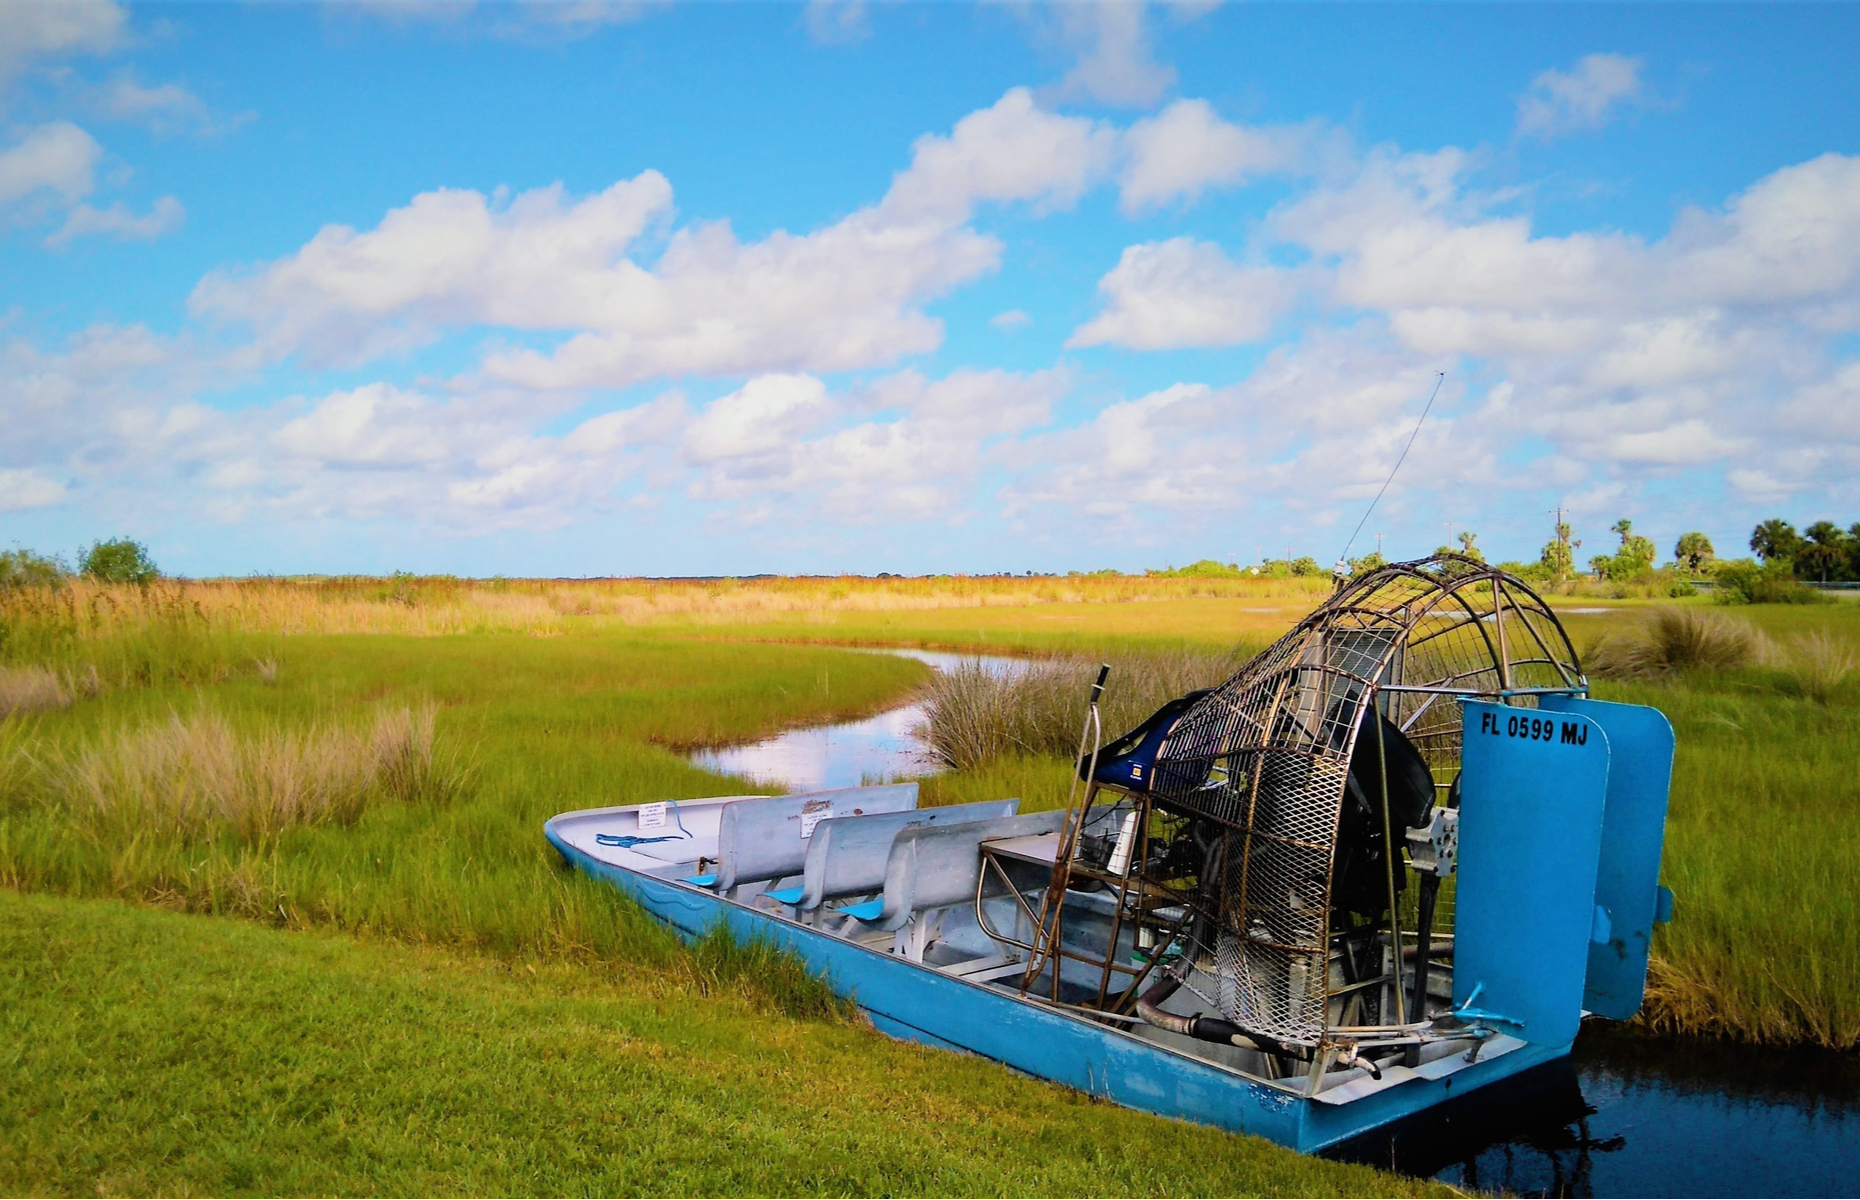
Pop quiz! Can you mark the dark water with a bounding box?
[1335,1027,1860,1197]
[695,651,1860,1197]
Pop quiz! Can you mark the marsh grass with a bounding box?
[0,665,81,717]
[0,633,928,1023]
[1600,675,1860,1049]
[1585,606,1767,678]
[919,649,1247,769]
[43,703,462,842]
[1786,630,1855,704]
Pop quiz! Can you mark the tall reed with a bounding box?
[918,649,1244,770]
[47,703,462,842]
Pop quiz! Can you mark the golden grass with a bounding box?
[0,573,1336,649]
[0,666,84,717]
[41,703,461,842]
[1788,629,1856,704]
[1586,607,1768,678]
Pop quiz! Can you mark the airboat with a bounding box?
[546,556,1675,1153]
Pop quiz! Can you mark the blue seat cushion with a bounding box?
[682,874,717,888]
[836,898,885,922]
[764,886,805,906]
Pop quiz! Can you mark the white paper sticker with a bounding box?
[638,802,668,831]
[799,798,832,839]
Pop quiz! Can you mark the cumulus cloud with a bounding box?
[882,87,1116,223]
[1118,99,1302,212]
[1068,238,1298,349]
[0,468,67,512]
[193,88,1106,388]
[0,121,101,211]
[1042,1,1177,109]
[0,0,123,86]
[1263,146,1860,497]
[46,194,184,247]
[1516,53,1646,140]
[679,368,1066,521]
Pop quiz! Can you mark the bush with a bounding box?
[1714,560,1826,605]
[79,538,159,586]
[1586,607,1765,678]
[0,548,67,589]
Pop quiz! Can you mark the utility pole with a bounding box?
[1375,533,1384,558]
[1444,521,1456,549]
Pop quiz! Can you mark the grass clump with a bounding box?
[43,703,462,842]
[919,649,1244,770]
[0,665,86,717]
[1585,607,1766,678]
[1786,630,1856,704]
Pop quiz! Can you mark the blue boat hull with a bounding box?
[547,819,1570,1154]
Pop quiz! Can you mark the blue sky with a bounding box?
[3,1,1859,577]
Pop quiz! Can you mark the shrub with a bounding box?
[79,538,159,586]
[1585,607,1765,678]
[1714,560,1826,605]
[0,548,67,589]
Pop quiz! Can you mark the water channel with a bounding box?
[690,650,1860,1198]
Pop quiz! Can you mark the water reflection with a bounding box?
[1335,1027,1860,1198]
[689,650,1027,792]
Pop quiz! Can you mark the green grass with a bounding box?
[1,631,931,974]
[1592,674,1860,1048]
[0,891,1436,1198]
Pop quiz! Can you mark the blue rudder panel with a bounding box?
[1453,702,1611,1048]
[1540,695,1676,1021]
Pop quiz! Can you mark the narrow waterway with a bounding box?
[691,649,1860,1199]
[688,650,1027,791]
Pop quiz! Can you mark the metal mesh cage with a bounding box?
[1150,554,1583,1043]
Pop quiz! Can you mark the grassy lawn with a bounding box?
[0,890,1434,1198]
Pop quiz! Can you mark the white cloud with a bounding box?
[46,194,184,247]
[0,468,67,512]
[683,374,832,465]
[687,368,1066,520]
[0,0,123,85]
[193,89,1105,389]
[1043,1,1176,109]
[804,0,869,45]
[1516,53,1645,140]
[1257,145,1860,503]
[0,121,100,210]
[991,309,1031,332]
[80,74,248,137]
[882,87,1116,223]
[1068,238,1298,349]
[1118,99,1300,212]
